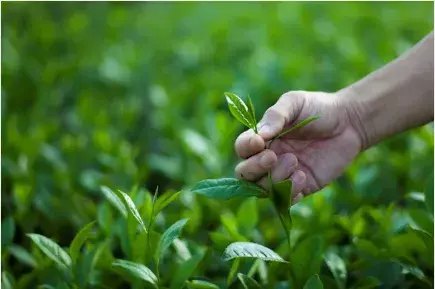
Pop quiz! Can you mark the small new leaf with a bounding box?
[186,280,220,289]
[247,95,258,133]
[154,191,181,216]
[100,186,127,217]
[112,259,158,287]
[223,242,287,263]
[69,221,96,264]
[117,190,147,233]
[224,92,256,131]
[156,218,189,263]
[274,116,320,140]
[27,234,72,269]
[192,178,268,200]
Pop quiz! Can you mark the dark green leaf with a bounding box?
[224,92,256,130]
[170,249,206,289]
[156,218,189,263]
[291,236,325,286]
[112,259,157,287]
[69,221,96,264]
[191,178,268,200]
[351,276,382,289]
[237,273,264,289]
[27,234,71,269]
[223,242,286,262]
[274,116,320,139]
[303,275,323,289]
[1,216,15,246]
[237,198,258,234]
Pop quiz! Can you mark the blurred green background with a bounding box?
[1,2,434,289]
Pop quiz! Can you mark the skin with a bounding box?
[234,31,434,203]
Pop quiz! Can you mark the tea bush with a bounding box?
[1,2,434,289]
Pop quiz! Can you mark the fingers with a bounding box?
[290,170,306,200]
[235,149,278,181]
[257,92,302,140]
[234,130,266,159]
[257,153,298,187]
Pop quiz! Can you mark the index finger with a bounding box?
[234,129,266,159]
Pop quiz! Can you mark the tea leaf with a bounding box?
[224,92,255,130]
[303,275,323,289]
[100,186,127,217]
[112,259,157,287]
[1,216,15,246]
[9,244,37,267]
[237,198,258,234]
[272,179,293,212]
[291,235,325,286]
[156,218,189,263]
[274,116,320,139]
[324,251,346,289]
[69,221,96,264]
[424,171,433,215]
[186,280,220,289]
[237,273,264,289]
[117,190,147,233]
[170,249,206,289]
[191,178,268,200]
[27,234,72,269]
[247,95,258,132]
[222,242,286,262]
[351,276,381,289]
[154,191,181,216]
[227,258,240,286]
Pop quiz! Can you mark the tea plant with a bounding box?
[191,92,322,288]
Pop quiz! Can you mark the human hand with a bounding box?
[234,91,363,203]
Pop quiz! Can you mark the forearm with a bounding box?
[339,31,434,150]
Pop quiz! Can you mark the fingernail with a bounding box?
[284,154,297,168]
[260,151,275,168]
[292,171,305,184]
[259,124,271,135]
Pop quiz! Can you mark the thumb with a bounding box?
[257,93,301,140]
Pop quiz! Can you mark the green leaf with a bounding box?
[100,186,127,217]
[247,95,258,133]
[291,235,325,287]
[323,251,346,289]
[227,258,240,286]
[69,221,96,264]
[303,275,324,289]
[117,190,147,233]
[112,259,157,287]
[191,178,268,200]
[224,92,256,130]
[274,116,320,139]
[9,244,38,267]
[1,271,15,289]
[424,171,433,215]
[156,218,189,263]
[351,276,381,289]
[237,273,264,289]
[222,242,286,262]
[154,191,181,216]
[1,216,15,246]
[27,233,72,269]
[272,179,293,221]
[170,249,206,289]
[186,280,220,289]
[237,198,258,234]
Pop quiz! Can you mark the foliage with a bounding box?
[1,2,434,289]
